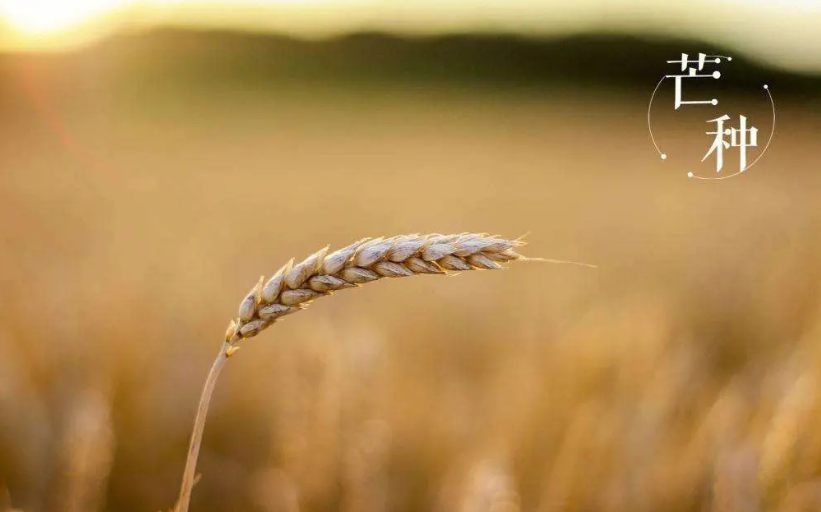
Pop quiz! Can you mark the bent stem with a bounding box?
[176,342,233,512]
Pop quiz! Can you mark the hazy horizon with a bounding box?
[0,0,820,74]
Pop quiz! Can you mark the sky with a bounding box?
[0,0,820,74]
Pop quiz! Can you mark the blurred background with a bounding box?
[1,1,821,511]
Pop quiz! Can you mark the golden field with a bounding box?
[1,36,821,511]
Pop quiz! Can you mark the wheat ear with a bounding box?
[176,233,526,512]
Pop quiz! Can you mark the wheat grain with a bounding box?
[176,232,527,512]
[224,233,524,345]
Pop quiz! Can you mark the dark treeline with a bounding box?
[1,30,819,98]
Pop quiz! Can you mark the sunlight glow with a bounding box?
[0,0,132,34]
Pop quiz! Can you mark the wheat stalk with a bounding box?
[175,233,527,512]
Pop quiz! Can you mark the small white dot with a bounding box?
[712,71,721,79]
[661,153,667,160]
[711,99,718,105]
[763,84,769,89]
[687,172,694,178]
[727,57,733,61]
[714,58,720,64]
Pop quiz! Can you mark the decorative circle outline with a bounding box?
[646,55,774,180]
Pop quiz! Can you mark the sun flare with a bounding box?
[0,0,129,34]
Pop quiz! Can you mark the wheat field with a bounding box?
[1,46,821,512]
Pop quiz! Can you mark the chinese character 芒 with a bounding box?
[666,53,723,110]
[702,114,759,173]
